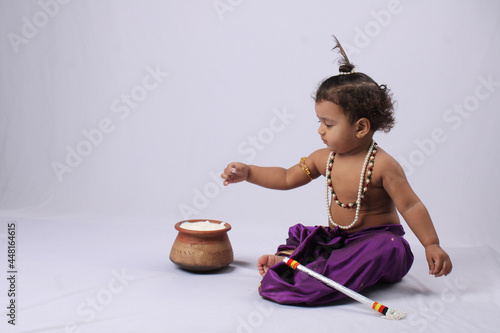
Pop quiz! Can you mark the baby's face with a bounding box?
[315,101,358,154]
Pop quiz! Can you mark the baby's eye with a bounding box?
[318,120,333,128]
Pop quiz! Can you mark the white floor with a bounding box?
[1,216,498,333]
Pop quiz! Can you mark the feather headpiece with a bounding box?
[332,36,355,75]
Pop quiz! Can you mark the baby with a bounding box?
[221,37,452,305]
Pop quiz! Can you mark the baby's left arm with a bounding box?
[380,155,452,277]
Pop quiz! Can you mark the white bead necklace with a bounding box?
[325,140,377,230]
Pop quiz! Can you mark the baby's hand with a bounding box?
[221,162,250,186]
[425,244,452,277]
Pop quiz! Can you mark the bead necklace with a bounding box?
[325,140,377,230]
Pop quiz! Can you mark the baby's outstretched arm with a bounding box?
[222,163,311,189]
[221,150,326,189]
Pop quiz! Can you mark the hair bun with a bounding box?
[339,64,355,73]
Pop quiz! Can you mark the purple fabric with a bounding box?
[259,223,413,306]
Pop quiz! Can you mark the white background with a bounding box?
[1,1,499,332]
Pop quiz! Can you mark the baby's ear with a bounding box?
[356,118,371,138]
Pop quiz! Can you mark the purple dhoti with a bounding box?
[259,223,413,306]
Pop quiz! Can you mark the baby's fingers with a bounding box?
[221,170,234,186]
[432,259,445,277]
[439,258,452,277]
[428,256,441,276]
[437,261,449,277]
[428,255,452,277]
[221,162,247,186]
[228,163,246,176]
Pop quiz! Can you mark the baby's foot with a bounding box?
[257,255,283,277]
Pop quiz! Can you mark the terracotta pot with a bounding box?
[169,219,233,272]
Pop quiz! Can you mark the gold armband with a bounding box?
[299,157,313,180]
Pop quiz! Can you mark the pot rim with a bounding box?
[174,219,232,235]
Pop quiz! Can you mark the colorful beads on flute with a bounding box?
[372,301,389,315]
[286,258,300,270]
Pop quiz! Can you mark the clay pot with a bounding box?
[169,219,233,272]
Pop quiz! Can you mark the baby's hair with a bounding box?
[315,36,395,133]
